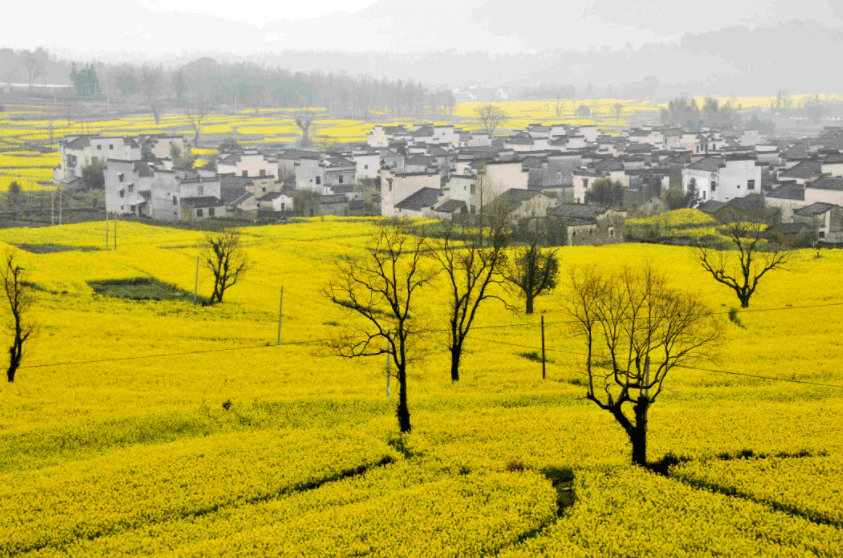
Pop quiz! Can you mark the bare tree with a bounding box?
[613,102,624,122]
[171,69,187,101]
[566,264,719,466]
[326,222,435,433]
[695,205,789,308]
[503,239,559,314]
[201,227,249,304]
[474,104,508,138]
[554,89,565,117]
[294,111,316,148]
[22,51,45,93]
[184,97,214,146]
[2,253,36,383]
[428,216,510,382]
[138,65,164,123]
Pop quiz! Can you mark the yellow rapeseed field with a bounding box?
[0,218,841,556]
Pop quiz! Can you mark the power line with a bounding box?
[470,337,843,391]
[673,363,843,390]
[20,336,336,370]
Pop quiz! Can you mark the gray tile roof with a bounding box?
[180,196,224,209]
[697,200,727,214]
[779,160,822,180]
[795,202,837,216]
[767,182,805,201]
[686,158,725,172]
[395,187,443,211]
[552,203,610,222]
[435,199,467,213]
[807,177,843,191]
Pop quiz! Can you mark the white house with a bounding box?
[58,135,142,179]
[380,169,441,218]
[682,155,762,203]
[104,159,154,216]
[367,125,410,148]
[351,149,381,180]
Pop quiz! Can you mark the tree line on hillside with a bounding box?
[1,48,453,121]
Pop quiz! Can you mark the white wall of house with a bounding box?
[717,159,762,201]
[295,158,326,191]
[433,125,457,146]
[822,162,843,177]
[680,134,699,153]
[683,160,760,203]
[218,153,277,179]
[579,126,599,143]
[367,126,390,148]
[352,152,381,180]
[105,160,152,216]
[766,197,808,222]
[150,171,182,222]
[179,178,221,199]
[447,175,475,204]
[60,137,141,178]
[479,161,529,193]
[805,186,843,206]
[380,170,440,218]
[146,136,185,158]
[469,132,492,147]
[572,173,600,203]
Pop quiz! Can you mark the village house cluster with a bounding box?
[53,119,843,244]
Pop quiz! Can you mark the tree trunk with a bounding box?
[740,296,749,308]
[630,397,649,466]
[450,344,461,382]
[7,340,21,383]
[396,365,411,433]
[525,295,534,315]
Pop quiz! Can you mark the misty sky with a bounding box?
[136,0,380,24]
[5,0,843,59]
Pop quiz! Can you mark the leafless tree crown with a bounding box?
[201,227,249,304]
[473,104,508,137]
[565,263,719,464]
[696,205,789,308]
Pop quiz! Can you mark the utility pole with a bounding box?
[642,355,650,437]
[113,213,117,249]
[541,315,546,380]
[276,287,284,345]
[105,211,109,250]
[193,256,199,305]
[51,190,54,225]
[58,188,62,225]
